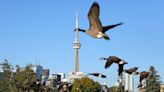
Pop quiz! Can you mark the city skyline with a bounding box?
[0,0,164,89]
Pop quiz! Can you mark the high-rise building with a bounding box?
[45,74,62,88]
[58,73,65,82]
[30,65,43,81]
[42,69,49,76]
[41,69,49,85]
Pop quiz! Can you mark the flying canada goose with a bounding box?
[125,67,138,74]
[76,2,123,40]
[137,71,150,88]
[88,73,106,78]
[100,56,127,69]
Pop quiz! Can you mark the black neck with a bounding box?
[78,28,86,32]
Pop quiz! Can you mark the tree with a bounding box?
[143,66,161,92]
[11,65,24,92]
[11,64,37,92]
[0,60,39,92]
[71,77,101,92]
[0,59,12,92]
[21,64,37,92]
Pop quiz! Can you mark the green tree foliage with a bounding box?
[12,65,24,92]
[71,77,101,92]
[0,60,38,92]
[0,59,12,92]
[143,66,161,92]
[11,65,37,92]
[20,65,37,91]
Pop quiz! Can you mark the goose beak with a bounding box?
[100,57,104,60]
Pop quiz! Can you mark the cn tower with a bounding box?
[73,13,81,74]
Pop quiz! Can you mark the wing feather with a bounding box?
[102,23,123,33]
[88,2,102,32]
[105,56,121,68]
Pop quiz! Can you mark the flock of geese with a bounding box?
[75,1,150,89]
[100,56,150,88]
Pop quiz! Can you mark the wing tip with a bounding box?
[92,1,99,7]
[119,22,124,25]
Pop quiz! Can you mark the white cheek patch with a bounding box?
[97,32,104,38]
[119,62,123,64]
[97,34,103,38]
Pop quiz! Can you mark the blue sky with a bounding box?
[0,0,164,88]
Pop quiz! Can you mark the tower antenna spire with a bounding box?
[75,12,79,41]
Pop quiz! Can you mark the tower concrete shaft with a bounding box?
[125,73,134,92]
[73,13,81,74]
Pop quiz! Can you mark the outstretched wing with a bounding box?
[89,73,106,78]
[102,22,123,33]
[88,2,102,32]
[89,73,99,76]
[125,67,138,74]
[140,71,150,82]
[105,59,113,69]
[105,56,122,69]
[105,56,117,68]
[101,74,107,78]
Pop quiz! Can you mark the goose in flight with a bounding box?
[125,67,138,74]
[76,2,123,40]
[88,73,106,78]
[100,56,127,69]
[137,71,150,88]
